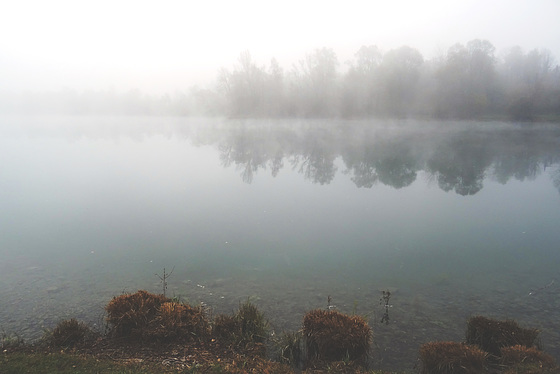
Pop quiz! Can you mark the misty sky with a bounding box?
[1,0,559,94]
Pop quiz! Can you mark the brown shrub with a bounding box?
[302,309,371,367]
[418,341,488,374]
[465,316,539,358]
[500,345,558,373]
[152,301,210,341]
[48,318,94,348]
[105,290,170,338]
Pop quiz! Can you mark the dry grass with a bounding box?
[46,318,96,348]
[235,299,269,344]
[105,290,170,338]
[500,345,558,373]
[465,316,540,358]
[303,309,372,368]
[105,290,210,342]
[151,301,210,341]
[211,299,269,356]
[213,313,238,341]
[275,331,304,368]
[418,341,488,374]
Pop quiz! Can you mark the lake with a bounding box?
[1,116,559,371]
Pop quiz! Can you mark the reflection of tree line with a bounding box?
[209,123,560,195]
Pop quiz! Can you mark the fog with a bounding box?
[4,3,560,369]
[1,0,559,97]
[3,116,560,370]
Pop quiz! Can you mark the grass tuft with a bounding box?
[465,315,540,358]
[303,309,371,368]
[418,341,487,374]
[45,318,96,348]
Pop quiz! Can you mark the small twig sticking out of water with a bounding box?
[380,290,391,325]
[327,295,336,310]
[155,266,175,297]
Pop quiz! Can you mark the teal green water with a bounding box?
[1,117,559,371]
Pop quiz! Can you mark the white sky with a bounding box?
[1,0,559,94]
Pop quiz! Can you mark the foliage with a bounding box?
[418,341,488,374]
[215,39,560,120]
[5,39,560,120]
[302,309,371,368]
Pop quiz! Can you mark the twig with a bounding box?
[155,266,175,297]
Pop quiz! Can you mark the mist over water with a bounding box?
[1,116,560,371]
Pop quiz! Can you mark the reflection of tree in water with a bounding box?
[218,126,289,183]
[297,151,337,185]
[206,121,560,195]
[342,137,419,189]
[344,155,379,188]
[375,149,418,189]
[492,131,544,184]
[293,128,338,185]
[219,140,267,184]
[270,151,284,177]
[426,136,492,196]
[550,166,560,195]
[493,153,540,183]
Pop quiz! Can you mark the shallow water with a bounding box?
[1,116,559,371]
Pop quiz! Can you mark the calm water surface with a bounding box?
[1,116,560,371]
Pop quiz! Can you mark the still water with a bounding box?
[1,116,560,371]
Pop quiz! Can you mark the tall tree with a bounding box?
[290,47,340,116]
[434,39,497,118]
[218,51,268,116]
[500,47,557,119]
[341,45,382,117]
[377,46,424,116]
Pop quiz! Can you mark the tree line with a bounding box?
[3,39,559,121]
[218,40,560,120]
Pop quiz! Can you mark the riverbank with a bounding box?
[2,290,558,374]
[1,322,391,374]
